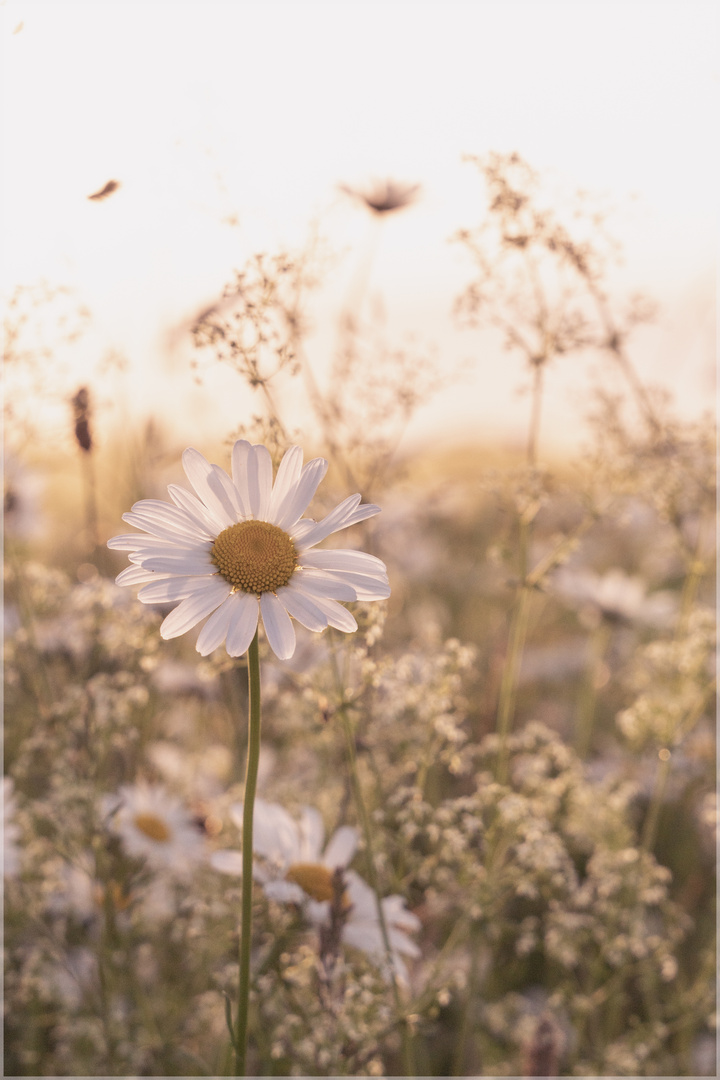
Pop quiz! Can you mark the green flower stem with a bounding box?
[451,927,480,1076]
[640,750,673,853]
[235,630,261,1076]
[676,516,708,638]
[575,622,611,759]
[495,584,531,783]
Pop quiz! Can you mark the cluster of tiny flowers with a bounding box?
[617,606,715,749]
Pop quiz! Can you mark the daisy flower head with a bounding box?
[106,782,206,875]
[212,799,420,982]
[109,441,390,660]
[342,870,421,984]
[211,798,359,913]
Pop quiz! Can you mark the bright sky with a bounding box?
[2,0,717,455]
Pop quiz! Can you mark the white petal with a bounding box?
[269,447,304,518]
[299,548,387,575]
[247,444,273,519]
[260,592,296,659]
[115,564,161,586]
[267,445,304,524]
[159,579,230,639]
[125,499,215,542]
[140,554,217,575]
[167,483,228,535]
[291,568,357,602]
[274,585,328,632]
[290,518,318,543]
[225,592,260,657]
[297,806,325,861]
[182,448,236,526]
[210,463,245,518]
[139,575,225,605]
[108,533,171,551]
[127,541,212,566]
[121,515,212,548]
[323,826,359,869]
[273,457,329,531]
[293,592,358,633]
[321,570,390,601]
[298,495,381,550]
[263,879,305,904]
[196,594,238,655]
[210,850,244,876]
[383,894,422,933]
[230,441,252,515]
[249,800,300,864]
[305,898,332,925]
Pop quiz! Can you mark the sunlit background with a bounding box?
[2,0,717,453]
[4,6,718,1076]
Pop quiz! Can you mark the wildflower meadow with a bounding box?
[3,147,716,1078]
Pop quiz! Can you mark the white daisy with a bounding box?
[106,782,206,874]
[212,799,420,981]
[341,869,421,984]
[552,568,676,628]
[108,440,390,660]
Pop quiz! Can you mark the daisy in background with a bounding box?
[108,440,390,660]
[551,567,676,629]
[105,782,207,876]
[212,799,420,982]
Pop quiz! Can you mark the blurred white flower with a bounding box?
[109,440,389,660]
[551,568,676,628]
[106,783,206,875]
[341,869,421,983]
[212,799,420,981]
[3,778,21,877]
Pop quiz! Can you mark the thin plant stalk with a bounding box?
[234,631,262,1076]
[642,523,710,855]
[451,928,481,1076]
[81,449,99,553]
[640,750,672,853]
[494,585,532,783]
[575,622,611,758]
[527,361,545,468]
[494,502,535,782]
[328,639,416,1077]
[338,707,417,1076]
[494,353,543,779]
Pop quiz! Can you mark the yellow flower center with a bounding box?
[211,520,297,594]
[133,812,171,843]
[285,862,351,908]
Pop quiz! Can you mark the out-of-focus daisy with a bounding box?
[109,440,390,660]
[341,869,421,983]
[212,799,420,981]
[105,782,206,875]
[551,568,676,628]
[3,778,21,877]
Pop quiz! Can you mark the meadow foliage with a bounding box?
[3,154,715,1076]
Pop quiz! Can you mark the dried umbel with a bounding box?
[339,178,421,215]
[71,387,93,452]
